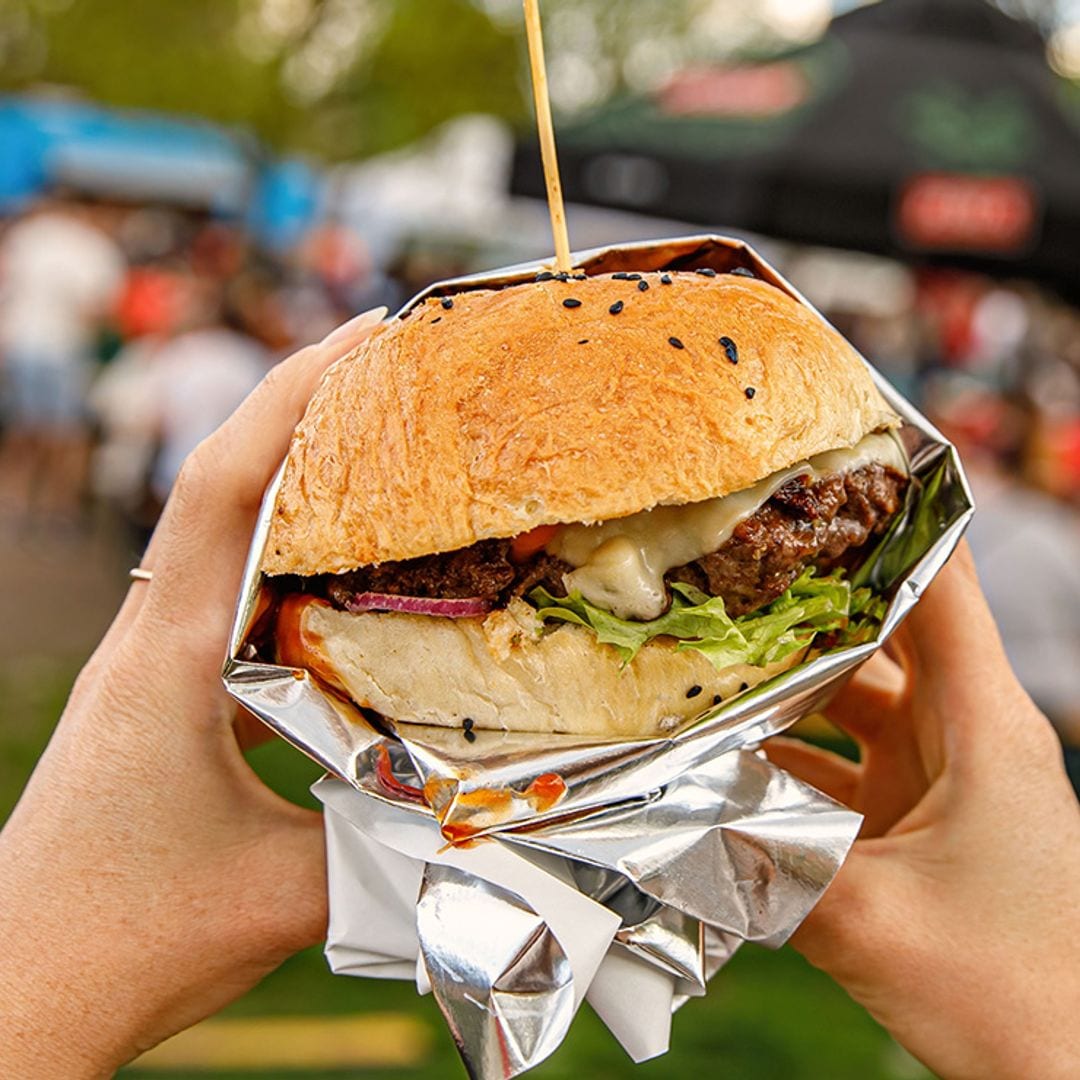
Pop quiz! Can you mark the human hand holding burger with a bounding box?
[768,543,1080,1080]
[0,309,385,1077]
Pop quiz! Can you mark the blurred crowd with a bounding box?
[0,195,395,543]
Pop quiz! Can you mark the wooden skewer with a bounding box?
[523,0,573,275]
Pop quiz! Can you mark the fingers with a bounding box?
[823,651,907,743]
[901,542,1008,692]
[764,736,862,807]
[788,843,906,987]
[890,541,1043,753]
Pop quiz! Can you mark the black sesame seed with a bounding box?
[563,298,582,309]
[637,279,650,292]
[555,272,570,282]
[626,273,643,281]
[712,694,723,705]
[745,387,756,399]
[686,685,703,699]
[660,273,673,285]
[431,316,442,324]
[609,300,624,315]
[464,729,477,743]
[578,338,589,345]
[612,272,631,280]
[739,682,749,692]
[731,267,755,278]
[463,717,474,732]
[441,297,454,310]
[668,336,685,349]
[719,336,738,364]
[572,273,587,280]
[535,271,555,282]
[695,268,718,277]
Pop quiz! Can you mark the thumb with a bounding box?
[790,844,911,989]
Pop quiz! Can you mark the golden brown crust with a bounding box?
[263,273,897,576]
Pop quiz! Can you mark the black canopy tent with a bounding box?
[511,0,1080,300]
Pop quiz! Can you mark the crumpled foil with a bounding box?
[223,235,973,1079]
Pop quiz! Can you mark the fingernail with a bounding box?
[321,306,388,347]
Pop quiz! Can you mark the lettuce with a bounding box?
[528,567,883,671]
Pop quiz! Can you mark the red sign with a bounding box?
[659,63,809,119]
[895,174,1039,254]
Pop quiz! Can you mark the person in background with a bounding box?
[142,278,271,508]
[0,198,126,523]
[88,262,190,546]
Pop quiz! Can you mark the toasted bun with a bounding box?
[278,596,804,738]
[262,273,897,576]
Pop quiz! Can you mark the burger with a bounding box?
[263,268,908,739]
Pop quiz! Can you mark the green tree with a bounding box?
[0,0,527,160]
[307,0,526,159]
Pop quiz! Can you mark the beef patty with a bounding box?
[322,463,908,620]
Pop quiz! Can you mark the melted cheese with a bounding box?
[548,432,908,620]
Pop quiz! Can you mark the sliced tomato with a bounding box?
[509,523,561,562]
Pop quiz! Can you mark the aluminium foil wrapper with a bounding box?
[223,235,973,1079]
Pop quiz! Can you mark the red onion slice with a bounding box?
[343,592,492,618]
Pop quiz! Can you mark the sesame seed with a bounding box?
[609,300,624,315]
[695,268,718,277]
[668,336,685,349]
[612,272,631,280]
[463,717,474,731]
[555,272,570,282]
[660,273,673,285]
[686,685,703,699]
[712,694,722,705]
[745,387,756,399]
[731,267,755,278]
[578,339,589,345]
[563,298,582,309]
[572,273,587,280]
[441,297,454,310]
[464,729,477,743]
[719,336,738,364]
[431,316,442,324]
[626,273,643,281]
[535,271,555,282]
[637,279,650,292]
[739,681,749,692]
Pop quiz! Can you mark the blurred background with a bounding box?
[1,0,1078,1077]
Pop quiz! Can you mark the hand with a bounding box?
[767,543,1080,1080]
[0,308,386,1078]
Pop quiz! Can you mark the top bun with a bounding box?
[263,273,897,577]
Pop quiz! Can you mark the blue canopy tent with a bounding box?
[0,96,322,248]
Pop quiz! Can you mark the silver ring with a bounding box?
[129,567,154,583]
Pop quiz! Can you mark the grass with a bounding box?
[2,661,919,1080]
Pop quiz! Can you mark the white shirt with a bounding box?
[146,328,269,499]
[0,213,125,361]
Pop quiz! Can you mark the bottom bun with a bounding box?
[278,596,805,738]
